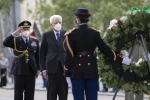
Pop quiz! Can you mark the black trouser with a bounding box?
[47,61,68,100]
[13,67,35,100]
[0,68,7,87]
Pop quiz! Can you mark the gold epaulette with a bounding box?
[64,28,76,36]
[91,27,103,34]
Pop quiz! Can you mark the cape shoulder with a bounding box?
[64,28,76,36]
[90,27,103,34]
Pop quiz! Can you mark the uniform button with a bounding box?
[79,55,82,57]
[88,63,90,65]
[79,64,81,66]
[88,55,90,57]
[15,62,16,63]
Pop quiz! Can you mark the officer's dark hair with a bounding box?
[77,17,89,23]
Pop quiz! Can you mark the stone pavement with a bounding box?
[0,75,149,100]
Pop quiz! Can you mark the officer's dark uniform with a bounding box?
[64,8,123,100]
[3,21,40,100]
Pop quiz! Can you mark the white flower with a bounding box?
[120,16,128,23]
[135,58,143,66]
[107,19,118,29]
[121,50,129,57]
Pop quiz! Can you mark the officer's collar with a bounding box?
[79,23,87,25]
[22,36,29,41]
[78,24,88,29]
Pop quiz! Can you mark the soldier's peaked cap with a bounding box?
[74,8,91,17]
[18,20,31,28]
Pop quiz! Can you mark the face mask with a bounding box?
[22,31,30,37]
[54,23,62,31]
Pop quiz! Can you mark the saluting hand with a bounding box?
[14,27,23,36]
[43,71,48,80]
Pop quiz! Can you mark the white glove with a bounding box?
[66,77,72,88]
[122,57,131,65]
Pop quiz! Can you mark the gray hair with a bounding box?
[49,15,62,24]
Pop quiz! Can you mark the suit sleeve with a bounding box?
[3,34,15,48]
[40,33,47,71]
[64,34,74,71]
[35,40,40,70]
[96,32,123,63]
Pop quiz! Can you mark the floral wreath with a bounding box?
[98,7,150,94]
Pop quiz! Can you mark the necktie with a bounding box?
[56,33,60,46]
[26,38,28,45]
[56,33,60,61]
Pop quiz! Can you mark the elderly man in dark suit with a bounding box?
[64,8,131,100]
[3,20,40,100]
[40,15,68,100]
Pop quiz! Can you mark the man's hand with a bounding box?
[36,70,41,78]
[13,27,23,36]
[43,71,48,80]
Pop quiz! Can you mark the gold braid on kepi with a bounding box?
[13,38,29,63]
[91,27,103,34]
[63,28,76,57]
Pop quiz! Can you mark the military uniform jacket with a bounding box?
[65,24,123,79]
[3,35,40,75]
[40,30,66,74]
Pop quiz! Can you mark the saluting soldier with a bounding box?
[3,20,40,100]
[64,8,132,100]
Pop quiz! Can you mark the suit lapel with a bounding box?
[18,36,26,48]
[28,37,32,47]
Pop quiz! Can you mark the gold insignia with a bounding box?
[24,22,28,26]
[91,27,103,34]
[64,28,76,36]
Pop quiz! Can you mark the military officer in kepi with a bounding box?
[3,20,40,100]
[64,8,132,100]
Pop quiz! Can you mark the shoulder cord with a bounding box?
[13,38,29,63]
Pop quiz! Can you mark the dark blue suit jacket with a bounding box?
[40,30,66,74]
